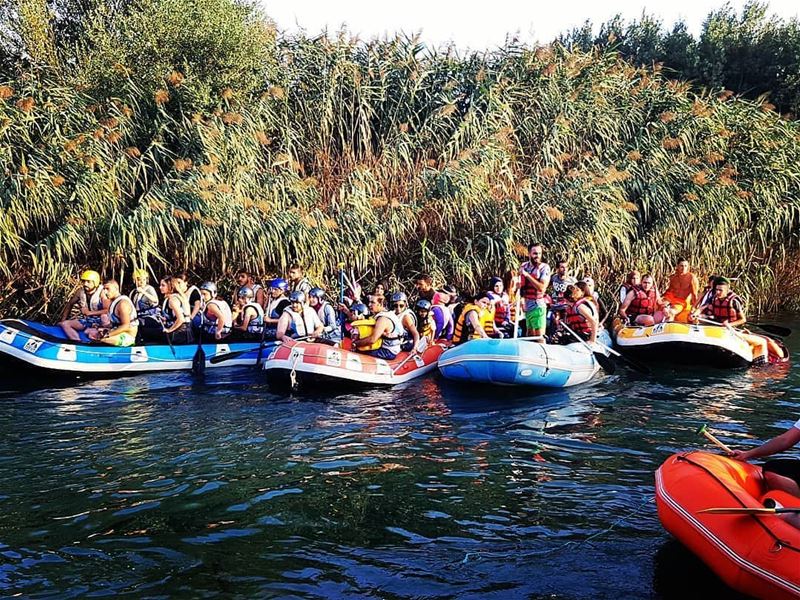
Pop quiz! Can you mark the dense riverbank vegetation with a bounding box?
[0,0,799,318]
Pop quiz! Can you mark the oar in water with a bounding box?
[750,322,791,337]
[208,336,311,365]
[696,423,733,454]
[192,315,205,377]
[559,322,616,375]
[698,506,800,515]
[599,339,651,375]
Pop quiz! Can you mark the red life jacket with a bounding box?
[566,298,593,335]
[706,292,743,323]
[628,287,656,317]
[521,262,548,301]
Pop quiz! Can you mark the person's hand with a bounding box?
[728,449,749,461]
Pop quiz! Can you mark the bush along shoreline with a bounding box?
[0,0,798,319]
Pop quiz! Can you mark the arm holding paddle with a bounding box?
[728,426,800,462]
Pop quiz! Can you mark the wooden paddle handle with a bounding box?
[702,429,733,454]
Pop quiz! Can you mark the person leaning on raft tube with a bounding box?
[452,292,496,344]
[198,282,232,341]
[728,418,800,529]
[276,291,325,343]
[59,269,109,341]
[690,276,784,363]
[85,280,138,347]
[160,276,193,344]
[352,294,405,359]
[564,284,599,344]
[618,274,669,326]
[308,287,342,343]
[662,257,700,322]
[519,242,551,341]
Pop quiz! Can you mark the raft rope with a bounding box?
[289,350,301,389]
[460,495,656,564]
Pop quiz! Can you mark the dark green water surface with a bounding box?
[1,316,798,598]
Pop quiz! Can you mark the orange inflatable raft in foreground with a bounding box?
[656,451,800,599]
[262,338,446,387]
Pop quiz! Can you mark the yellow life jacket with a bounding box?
[453,303,494,344]
[350,318,382,351]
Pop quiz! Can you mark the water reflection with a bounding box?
[0,317,796,597]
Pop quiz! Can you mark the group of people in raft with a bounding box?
[56,242,781,364]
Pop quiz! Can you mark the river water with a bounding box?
[1,317,798,599]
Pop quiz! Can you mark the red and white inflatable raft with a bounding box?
[262,338,447,387]
[656,451,800,600]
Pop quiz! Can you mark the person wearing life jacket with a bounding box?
[233,269,266,308]
[352,295,406,359]
[160,276,193,344]
[728,418,800,528]
[519,242,551,341]
[198,281,232,341]
[549,258,576,306]
[389,291,421,352]
[487,276,512,335]
[663,257,700,323]
[414,273,436,303]
[308,287,341,343]
[59,270,108,341]
[691,277,778,363]
[343,302,369,337]
[287,264,313,300]
[232,287,265,340]
[563,284,599,343]
[276,291,324,343]
[86,280,138,347]
[130,268,159,318]
[431,291,454,341]
[441,284,463,324]
[414,299,435,342]
[618,274,668,326]
[174,273,203,328]
[452,293,496,344]
[260,278,291,339]
[617,270,641,305]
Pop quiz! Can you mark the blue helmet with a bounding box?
[390,291,407,306]
[238,286,254,299]
[270,277,288,291]
[289,290,305,303]
[309,287,325,299]
[200,281,217,297]
[350,302,368,318]
[415,299,431,311]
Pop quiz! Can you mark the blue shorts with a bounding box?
[362,347,400,360]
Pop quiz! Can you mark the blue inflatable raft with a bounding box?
[437,330,613,388]
[0,319,276,378]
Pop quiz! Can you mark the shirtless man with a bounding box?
[662,257,699,323]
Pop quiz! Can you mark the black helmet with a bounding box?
[237,286,254,299]
[390,291,407,306]
[415,299,432,311]
[289,290,305,303]
[309,287,325,299]
[351,302,368,318]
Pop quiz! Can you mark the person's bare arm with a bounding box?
[730,427,800,461]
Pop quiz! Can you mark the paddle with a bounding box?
[338,262,346,339]
[512,290,522,339]
[600,340,651,375]
[750,322,791,337]
[696,423,733,454]
[698,506,800,515]
[391,337,429,376]
[559,322,616,375]
[191,314,205,377]
[164,330,176,358]
[209,335,312,365]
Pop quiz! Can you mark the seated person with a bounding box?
[160,276,193,344]
[389,292,420,352]
[198,282,232,341]
[413,299,435,343]
[730,418,800,529]
[130,268,159,318]
[262,278,291,337]
[231,287,265,341]
[691,277,783,362]
[452,293,496,344]
[487,276,512,337]
[352,295,405,359]
[618,270,641,304]
[309,287,341,343]
[618,274,668,326]
[233,269,266,307]
[59,270,108,341]
[276,291,324,343]
[431,292,454,341]
[414,273,436,302]
[85,279,138,347]
[563,284,599,344]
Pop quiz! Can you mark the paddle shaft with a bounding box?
[559,322,615,374]
[700,429,733,454]
[699,506,800,515]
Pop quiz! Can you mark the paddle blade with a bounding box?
[593,352,616,375]
[698,506,800,515]
[192,346,206,376]
[753,323,791,337]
